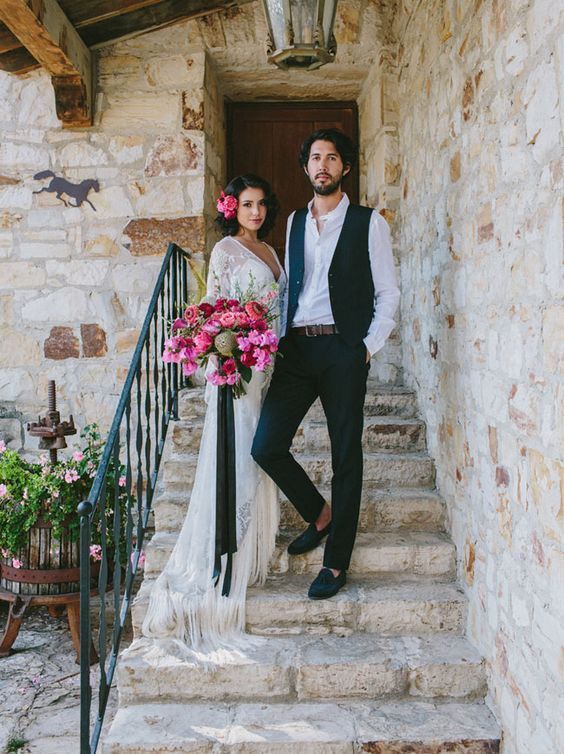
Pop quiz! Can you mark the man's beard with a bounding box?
[310,172,344,196]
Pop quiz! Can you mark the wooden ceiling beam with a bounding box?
[0,47,40,74]
[0,0,93,127]
[72,0,239,48]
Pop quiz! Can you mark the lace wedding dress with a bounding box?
[142,236,286,656]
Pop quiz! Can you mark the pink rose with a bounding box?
[236,312,250,328]
[184,305,200,324]
[194,331,213,353]
[202,319,222,336]
[245,301,266,321]
[219,311,237,328]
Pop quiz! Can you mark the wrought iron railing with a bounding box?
[78,242,192,753]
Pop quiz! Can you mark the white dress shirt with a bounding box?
[285,193,400,356]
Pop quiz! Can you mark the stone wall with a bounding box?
[0,27,212,452]
[395,0,563,751]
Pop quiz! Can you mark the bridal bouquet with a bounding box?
[162,284,279,398]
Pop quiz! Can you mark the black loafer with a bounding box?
[287,522,331,556]
[308,568,347,600]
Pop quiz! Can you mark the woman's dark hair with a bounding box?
[215,174,279,239]
[298,128,357,178]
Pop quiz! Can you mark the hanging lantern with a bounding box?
[261,0,339,70]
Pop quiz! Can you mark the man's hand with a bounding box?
[366,348,371,363]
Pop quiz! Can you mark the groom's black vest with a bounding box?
[287,204,375,346]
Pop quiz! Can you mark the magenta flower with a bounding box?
[89,544,102,561]
[12,558,23,569]
[194,331,213,353]
[171,317,188,331]
[0,483,7,497]
[182,360,198,377]
[118,475,126,487]
[64,469,79,483]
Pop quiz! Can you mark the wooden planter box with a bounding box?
[0,518,99,595]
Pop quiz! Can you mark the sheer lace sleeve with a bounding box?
[206,244,231,299]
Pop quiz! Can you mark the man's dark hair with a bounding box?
[298,128,357,175]
[215,173,279,239]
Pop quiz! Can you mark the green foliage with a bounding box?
[6,736,27,753]
[0,424,129,560]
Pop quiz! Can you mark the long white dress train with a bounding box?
[142,236,286,657]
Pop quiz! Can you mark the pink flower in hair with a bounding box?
[217,191,238,220]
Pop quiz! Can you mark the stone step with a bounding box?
[116,634,487,704]
[163,451,436,490]
[131,574,466,639]
[153,487,446,534]
[143,531,456,580]
[178,385,419,420]
[104,699,500,753]
[171,415,427,454]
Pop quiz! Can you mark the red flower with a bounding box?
[227,299,242,311]
[184,304,200,324]
[198,302,214,317]
[241,351,257,367]
[214,298,227,311]
[245,301,266,321]
[222,358,236,374]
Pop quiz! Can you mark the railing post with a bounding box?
[78,499,93,754]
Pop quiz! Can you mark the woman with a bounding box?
[142,174,285,657]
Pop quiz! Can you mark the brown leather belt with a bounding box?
[290,324,338,336]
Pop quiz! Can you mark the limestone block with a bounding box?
[81,324,108,358]
[0,142,49,171]
[0,329,41,366]
[45,260,110,286]
[145,134,204,177]
[115,329,140,353]
[21,287,93,322]
[523,58,560,164]
[184,176,205,214]
[0,186,33,210]
[0,368,34,401]
[109,136,144,165]
[0,418,22,449]
[144,55,203,89]
[542,306,564,376]
[123,216,205,256]
[83,233,121,257]
[111,262,161,294]
[182,90,205,130]
[44,326,80,360]
[57,142,107,168]
[88,186,134,219]
[129,179,185,216]
[100,94,180,132]
[0,261,46,288]
[20,242,71,259]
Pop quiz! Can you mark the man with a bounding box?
[252,128,400,599]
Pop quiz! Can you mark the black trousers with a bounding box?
[251,332,369,571]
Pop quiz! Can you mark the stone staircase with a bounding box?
[103,382,500,753]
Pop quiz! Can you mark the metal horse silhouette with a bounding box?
[33,170,99,211]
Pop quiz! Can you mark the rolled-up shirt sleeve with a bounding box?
[363,212,400,357]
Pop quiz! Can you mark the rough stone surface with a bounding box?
[81,323,108,358]
[123,216,206,256]
[44,326,80,360]
[394,1,564,751]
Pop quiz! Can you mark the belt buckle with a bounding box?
[305,325,320,337]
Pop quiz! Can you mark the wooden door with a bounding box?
[227,102,359,258]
